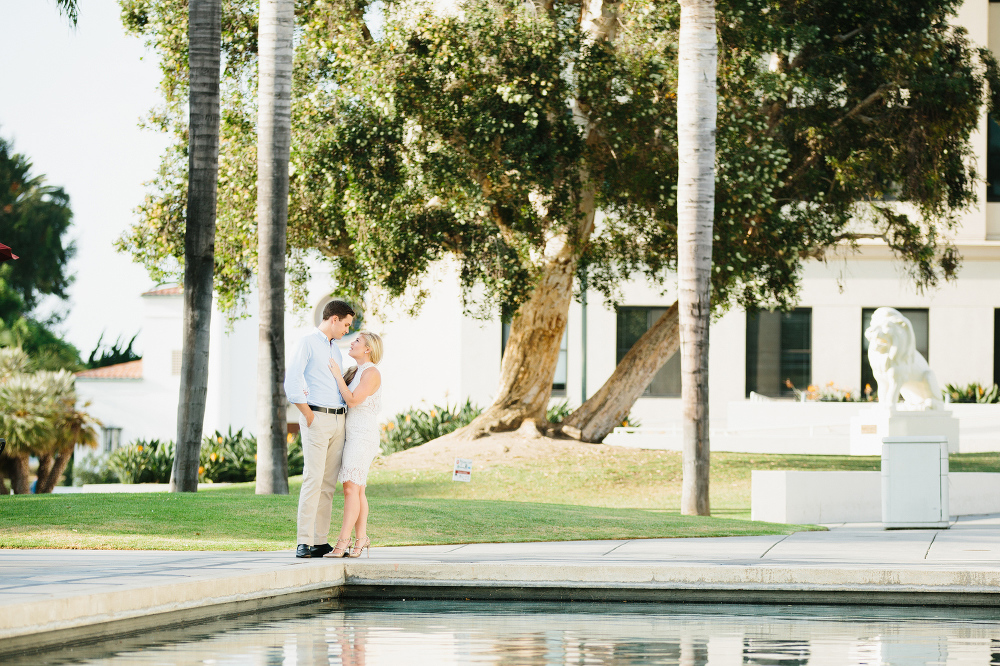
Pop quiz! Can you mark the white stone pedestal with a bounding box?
[881,436,949,529]
[849,407,959,455]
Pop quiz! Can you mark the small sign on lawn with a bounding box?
[453,457,472,482]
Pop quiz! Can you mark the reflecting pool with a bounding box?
[16,600,1000,666]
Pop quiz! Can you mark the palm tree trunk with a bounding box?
[677,0,717,516]
[36,449,73,494]
[255,0,294,495]
[562,303,679,442]
[35,453,54,490]
[172,0,222,493]
[3,454,31,494]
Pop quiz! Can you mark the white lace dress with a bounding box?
[338,362,383,486]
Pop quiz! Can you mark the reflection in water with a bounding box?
[15,601,1000,666]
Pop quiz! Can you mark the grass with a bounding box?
[3,450,997,551]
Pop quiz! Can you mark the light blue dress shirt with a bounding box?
[284,329,346,408]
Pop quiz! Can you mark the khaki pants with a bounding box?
[296,411,347,545]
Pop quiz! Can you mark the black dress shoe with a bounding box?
[310,543,334,558]
[295,544,312,558]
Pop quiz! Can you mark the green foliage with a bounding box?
[108,439,175,484]
[380,400,483,455]
[0,136,76,315]
[0,316,83,372]
[119,0,998,323]
[547,401,572,424]
[86,331,141,369]
[0,135,82,371]
[0,361,81,456]
[943,382,1000,404]
[71,451,119,486]
[104,429,304,484]
[54,0,80,26]
[287,433,304,477]
[199,428,257,483]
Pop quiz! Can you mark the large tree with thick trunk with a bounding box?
[254,0,295,495]
[171,0,222,492]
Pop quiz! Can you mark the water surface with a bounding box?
[18,600,1000,665]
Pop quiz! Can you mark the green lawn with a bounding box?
[2,450,996,551]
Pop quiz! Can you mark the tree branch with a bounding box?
[833,27,864,43]
[786,84,894,184]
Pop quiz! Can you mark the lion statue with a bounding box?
[865,307,943,411]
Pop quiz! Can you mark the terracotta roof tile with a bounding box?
[141,285,183,297]
[75,360,143,380]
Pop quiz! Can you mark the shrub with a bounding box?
[287,433,304,477]
[102,428,305,485]
[200,428,256,483]
[107,439,174,484]
[943,382,1000,404]
[546,401,572,423]
[72,451,118,486]
[380,399,482,455]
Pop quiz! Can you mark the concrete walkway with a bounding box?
[3,515,1000,654]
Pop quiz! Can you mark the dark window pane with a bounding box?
[616,309,648,363]
[553,327,568,393]
[616,307,680,397]
[861,308,928,395]
[746,309,811,397]
[989,115,1000,202]
[995,309,1000,386]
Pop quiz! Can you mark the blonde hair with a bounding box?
[359,331,384,364]
[342,331,384,384]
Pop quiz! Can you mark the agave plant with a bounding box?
[943,382,1000,404]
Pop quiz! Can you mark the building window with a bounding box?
[994,309,999,386]
[746,309,812,398]
[989,115,1000,202]
[102,427,122,453]
[502,321,568,394]
[861,308,929,394]
[616,307,680,397]
[170,350,182,376]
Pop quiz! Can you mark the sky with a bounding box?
[0,0,169,357]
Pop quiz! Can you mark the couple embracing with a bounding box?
[283,300,384,559]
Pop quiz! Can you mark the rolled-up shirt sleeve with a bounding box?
[284,338,311,404]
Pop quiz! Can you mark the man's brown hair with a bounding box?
[322,300,356,321]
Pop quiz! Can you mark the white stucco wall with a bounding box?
[75,293,182,447]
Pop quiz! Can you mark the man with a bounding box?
[284,300,355,558]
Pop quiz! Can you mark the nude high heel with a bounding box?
[328,536,352,558]
[349,536,370,558]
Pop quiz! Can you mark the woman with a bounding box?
[325,331,383,558]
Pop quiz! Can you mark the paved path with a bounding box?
[3,515,1000,653]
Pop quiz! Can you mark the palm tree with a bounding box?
[53,0,79,26]
[676,0,717,516]
[0,349,41,494]
[0,370,58,494]
[35,386,100,494]
[172,0,222,492]
[254,0,295,495]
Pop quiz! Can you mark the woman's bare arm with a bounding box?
[328,359,381,407]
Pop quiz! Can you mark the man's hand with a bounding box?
[294,402,315,427]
